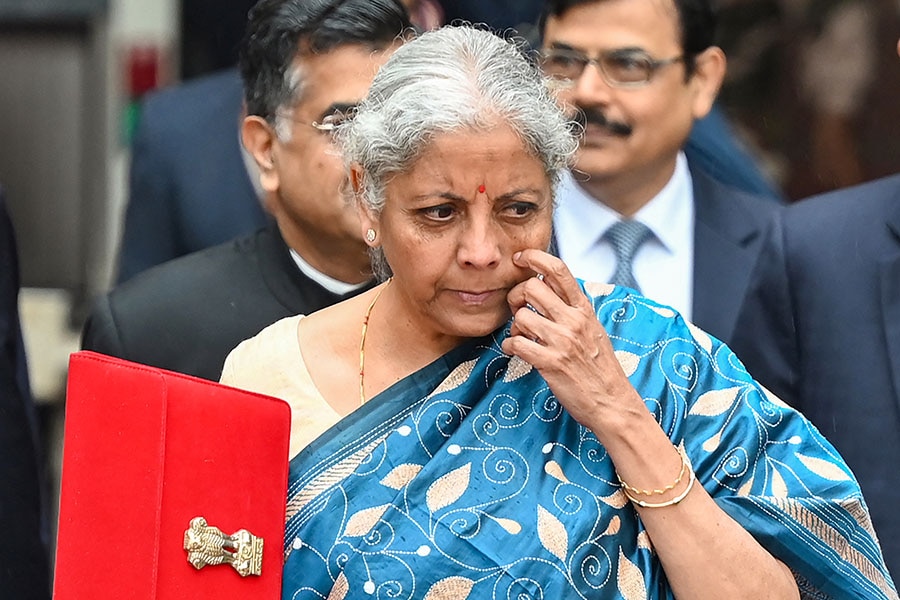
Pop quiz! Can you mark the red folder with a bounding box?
[54,351,291,599]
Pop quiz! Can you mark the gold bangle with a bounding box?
[622,465,695,508]
[616,448,688,496]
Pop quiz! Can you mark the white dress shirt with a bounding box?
[553,152,695,319]
[289,248,370,295]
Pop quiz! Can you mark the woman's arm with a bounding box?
[501,249,799,600]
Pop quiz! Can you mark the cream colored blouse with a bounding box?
[220,315,340,459]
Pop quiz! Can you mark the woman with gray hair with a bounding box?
[222,26,894,600]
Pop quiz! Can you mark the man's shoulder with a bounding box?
[139,68,242,131]
[780,174,900,249]
[690,160,779,205]
[689,162,780,234]
[82,228,288,378]
[788,174,900,222]
[104,230,266,316]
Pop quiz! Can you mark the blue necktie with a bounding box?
[604,219,652,292]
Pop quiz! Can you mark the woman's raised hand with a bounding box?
[502,249,643,434]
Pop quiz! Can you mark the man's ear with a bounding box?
[351,164,379,245]
[241,116,279,193]
[349,163,364,195]
[688,46,726,120]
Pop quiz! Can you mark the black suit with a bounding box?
[731,174,900,578]
[84,221,374,382]
[0,189,51,600]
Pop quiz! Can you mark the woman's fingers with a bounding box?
[512,249,590,309]
[507,277,610,362]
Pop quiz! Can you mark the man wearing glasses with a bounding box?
[540,0,779,344]
[81,0,412,381]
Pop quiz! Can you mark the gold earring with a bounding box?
[365,228,377,243]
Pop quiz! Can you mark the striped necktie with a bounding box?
[604,219,652,292]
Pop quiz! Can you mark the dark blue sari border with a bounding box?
[286,331,500,495]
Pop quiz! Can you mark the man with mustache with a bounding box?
[540,0,779,343]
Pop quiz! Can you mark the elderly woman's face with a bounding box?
[365,124,553,340]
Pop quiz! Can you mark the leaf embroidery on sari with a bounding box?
[602,515,621,536]
[617,548,648,600]
[486,514,522,535]
[701,429,722,452]
[280,284,895,600]
[760,384,791,408]
[427,359,478,398]
[600,489,629,509]
[636,531,653,551]
[688,387,740,417]
[343,504,391,537]
[380,463,423,490]
[615,350,641,377]
[544,460,569,483]
[537,505,569,563]
[326,572,349,600]
[426,463,471,512]
[423,576,475,599]
[687,323,713,354]
[648,305,675,318]
[771,466,789,497]
[798,454,852,482]
[503,356,533,382]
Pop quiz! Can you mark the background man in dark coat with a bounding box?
[82,0,413,381]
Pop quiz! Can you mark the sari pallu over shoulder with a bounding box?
[281,282,898,600]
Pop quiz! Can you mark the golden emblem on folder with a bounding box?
[183,516,263,577]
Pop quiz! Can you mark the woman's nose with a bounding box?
[457,217,502,269]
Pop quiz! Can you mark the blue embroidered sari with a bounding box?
[282,283,897,599]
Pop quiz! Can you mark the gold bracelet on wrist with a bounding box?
[616,447,688,496]
[622,466,696,508]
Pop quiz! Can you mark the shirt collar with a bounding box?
[633,152,693,253]
[554,170,619,258]
[554,152,693,255]
[289,248,369,295]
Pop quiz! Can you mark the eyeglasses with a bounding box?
[539,48,684,88]
[309,108,355,135]
[276,105,357,140]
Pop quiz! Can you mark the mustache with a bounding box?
[570,107,633,137]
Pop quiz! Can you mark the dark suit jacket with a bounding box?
[117,68,264,284]
[0,190,51,600]
[731,174,900,578]
[84,220,374,382]
[690,165,780,343]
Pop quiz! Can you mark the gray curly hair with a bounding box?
[337,25,578,279]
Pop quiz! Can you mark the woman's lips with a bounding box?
[455,289,502,305]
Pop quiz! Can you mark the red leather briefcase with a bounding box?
[54,351,291,599]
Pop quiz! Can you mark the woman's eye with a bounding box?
[505,202,536,217]
[422,205,455,220]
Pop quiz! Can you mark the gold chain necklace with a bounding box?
[359,278,392,406]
